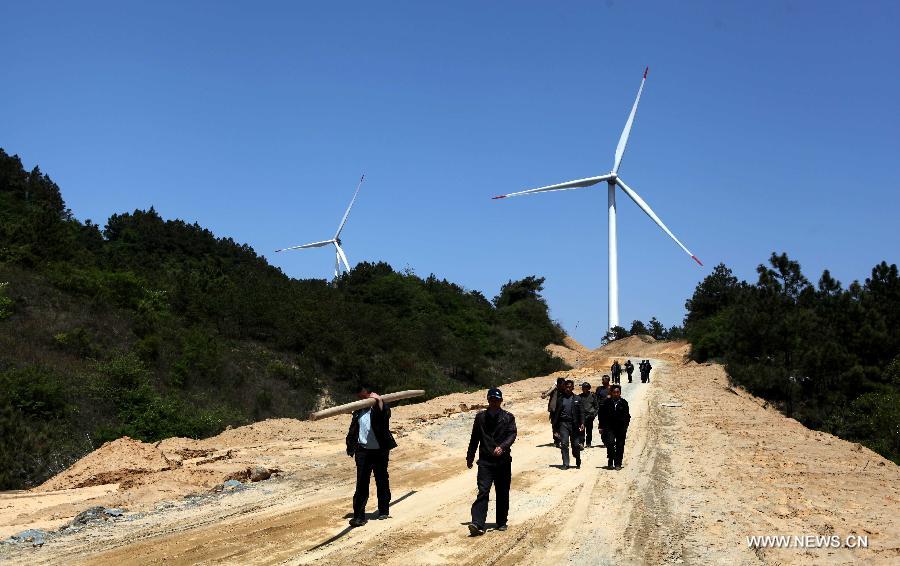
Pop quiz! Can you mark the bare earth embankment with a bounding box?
[1,336,897,564]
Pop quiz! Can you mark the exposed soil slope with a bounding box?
[1,339,897,565]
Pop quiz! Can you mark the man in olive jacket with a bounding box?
[346,383,398,527]
[541,377,566,447]
[466,387,517,536]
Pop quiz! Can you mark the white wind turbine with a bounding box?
[276,175,365,279]
[492,67,702,332]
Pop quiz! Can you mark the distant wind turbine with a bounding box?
[492,68,702,332]
[276,175,365,279]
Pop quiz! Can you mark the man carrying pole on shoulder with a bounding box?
[346,383,397,527]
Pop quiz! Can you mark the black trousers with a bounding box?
[471,460,511,528]
[558,421,581,467]
[601,427,627,466]
[353,448,391,519]
[626,371,633,382]
[581,415,596,446]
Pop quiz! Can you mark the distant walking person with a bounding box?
[346,383,397,527]
[552,380,584,469]
[610,360,622,384]
[542,377,565,447]
[467,388,517,536]
[624,360,634,383]
[640,360,653,383]
[598,385,631,470]
[578,382,599,448]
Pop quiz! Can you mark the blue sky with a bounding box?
[3,1,898,346]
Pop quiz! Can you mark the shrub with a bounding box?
[0,281,12,319]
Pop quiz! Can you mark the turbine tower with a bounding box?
[492,68,702,332]
[276,175,365,280]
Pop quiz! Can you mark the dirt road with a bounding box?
[2,338,898,565]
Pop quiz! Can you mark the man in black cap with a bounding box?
[346,383,397,527]
[598,384,630,470]
[552,380,584,469]
[466,387,517,536]
[624,359,634,383]
[578,382,599,448]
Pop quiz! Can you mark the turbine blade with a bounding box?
[615,177,703,266]
[335,242,351,272]
[275,239,334,252]
[492,174,615,200]
[334,175,365,239]
[613,67,648,174]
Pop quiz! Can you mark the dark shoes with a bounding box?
[349,517,367,527]
[615,463,623,470]
[377,512,390,520]
[496,524,508,532]
[468,523,486,536]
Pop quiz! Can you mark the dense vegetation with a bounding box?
[603,317,685,343]
[684,255,900,463]
[0,149,567,489]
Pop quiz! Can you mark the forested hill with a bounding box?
[684,255,900,464]
[0,148,567,490]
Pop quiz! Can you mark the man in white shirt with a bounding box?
[345,383,398,527]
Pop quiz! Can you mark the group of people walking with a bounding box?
[342,361,651,536]
[542,376,631,470]
[610,358,652,383]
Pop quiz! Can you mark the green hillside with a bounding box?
[684,256,900,463]
[0,149,567,489]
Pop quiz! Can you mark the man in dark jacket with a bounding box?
[467,387,517,536]
[345,383,398,527]
[641,360,653,383]
[578,382,599,448]
[595,375,611,447]
[552,380,584,469]
[598,384,631,470]
[611,360,622,384]
[624,360,634,383]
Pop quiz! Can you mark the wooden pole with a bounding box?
[308,390,426,421]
